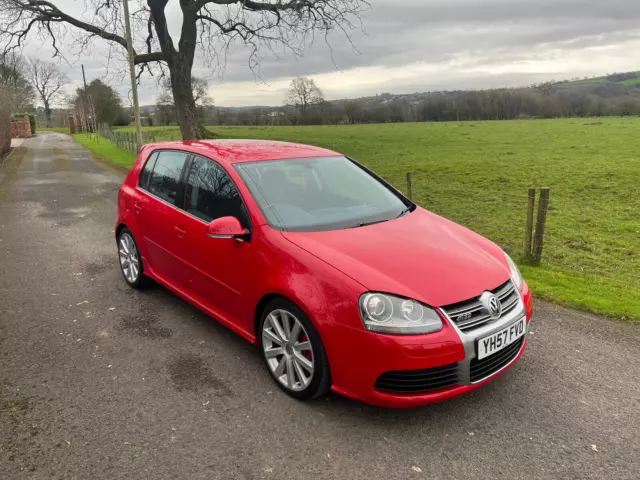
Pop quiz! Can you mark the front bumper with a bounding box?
[326,282,533,408]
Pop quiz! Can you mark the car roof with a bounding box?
[147,139,341,164]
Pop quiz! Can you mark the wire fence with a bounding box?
[74,125,640,288]
[404,172,640,286]
[96,124,157,154]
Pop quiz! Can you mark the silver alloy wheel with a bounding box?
[262,309,315,392]
[118,233,140,284]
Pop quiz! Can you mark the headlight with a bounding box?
[505,253,524,291]
[359,293,443,335]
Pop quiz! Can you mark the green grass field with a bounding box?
[560,72,640,86]
[81,118,640,321]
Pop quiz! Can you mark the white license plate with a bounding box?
[477,317,526,360]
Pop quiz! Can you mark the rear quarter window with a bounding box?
[147,151,189,205]
[138,152,159,190]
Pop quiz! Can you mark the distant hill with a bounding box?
[558,71,640,87]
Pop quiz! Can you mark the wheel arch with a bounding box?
[253,293,287,346]
[253,292,325,346]
[115,222,128,240]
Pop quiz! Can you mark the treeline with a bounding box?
[70,78,129,131]
[212,81,640,126]
[606,72,637,82]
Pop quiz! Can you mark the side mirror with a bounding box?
[206,216,251,242]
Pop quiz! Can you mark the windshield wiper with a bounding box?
[353,219,389,228]
[396,207,412,218]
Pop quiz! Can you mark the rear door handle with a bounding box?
[134,204,142,214]
[174,226,187,238]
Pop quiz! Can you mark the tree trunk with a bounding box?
[165,62,210,140]
[148,0,209,140]
[44,101,52,128]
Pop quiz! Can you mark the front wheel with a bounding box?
[259,299,331,400]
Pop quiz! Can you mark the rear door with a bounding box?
[175,154,254,330]
[134,150,190,284]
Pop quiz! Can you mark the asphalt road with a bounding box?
[1,133,638,480]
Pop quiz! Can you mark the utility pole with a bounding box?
[81,64,89,133]
[81,64,98,141]
[122,0,143,152]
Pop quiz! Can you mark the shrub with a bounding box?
[112,112,131,127]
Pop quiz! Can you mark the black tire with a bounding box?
[259,298,331,401]
[117,227,147,289]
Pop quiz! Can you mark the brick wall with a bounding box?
[11,116,32,138]
[0,117,10,155]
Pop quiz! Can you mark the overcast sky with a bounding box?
[19,0,640,107]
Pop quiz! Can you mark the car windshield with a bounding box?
[234,156,411,232]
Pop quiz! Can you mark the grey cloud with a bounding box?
[14,0,640,105]
[196,0,640,85]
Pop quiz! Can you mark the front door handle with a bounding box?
[174,226,187,238]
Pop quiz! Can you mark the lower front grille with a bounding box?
[374,363,459,394]
[470,337,524,383]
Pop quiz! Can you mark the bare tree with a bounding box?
[0,0,367,140]
[0,51,34,111]
[343,100,361,124]
[533,82,557,98]
[28,58,69,127]
[191,77,213,109]
[155,76,213,125]
[285,76,324,117]
[155,89,176,126]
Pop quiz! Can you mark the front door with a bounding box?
[176,154,254,331]
[134,150,190,285]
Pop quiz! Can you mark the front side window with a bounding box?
[184,156,248,225]
[147,151,189,205]
[235,156,411,232]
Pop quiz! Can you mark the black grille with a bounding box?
[441,280,520,332]
[470,337,524,383]
[374,363,459,393]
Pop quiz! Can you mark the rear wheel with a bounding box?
[259,298,331,400]
[117,228,146,289]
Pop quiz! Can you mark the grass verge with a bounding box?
[73,133,137,168]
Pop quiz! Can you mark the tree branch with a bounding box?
[9,0,129,50]
[134,52,165,65]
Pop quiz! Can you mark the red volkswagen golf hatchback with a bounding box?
[116,140,533,408]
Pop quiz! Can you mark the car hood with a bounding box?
[282,208,511,307]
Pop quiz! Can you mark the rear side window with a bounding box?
[184,156,249,226]
[138,152,158,190]
[147,151,189,205]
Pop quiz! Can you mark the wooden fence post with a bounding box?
[532,188,550,265]
[524,188,536,262]
[406,172,413,201]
